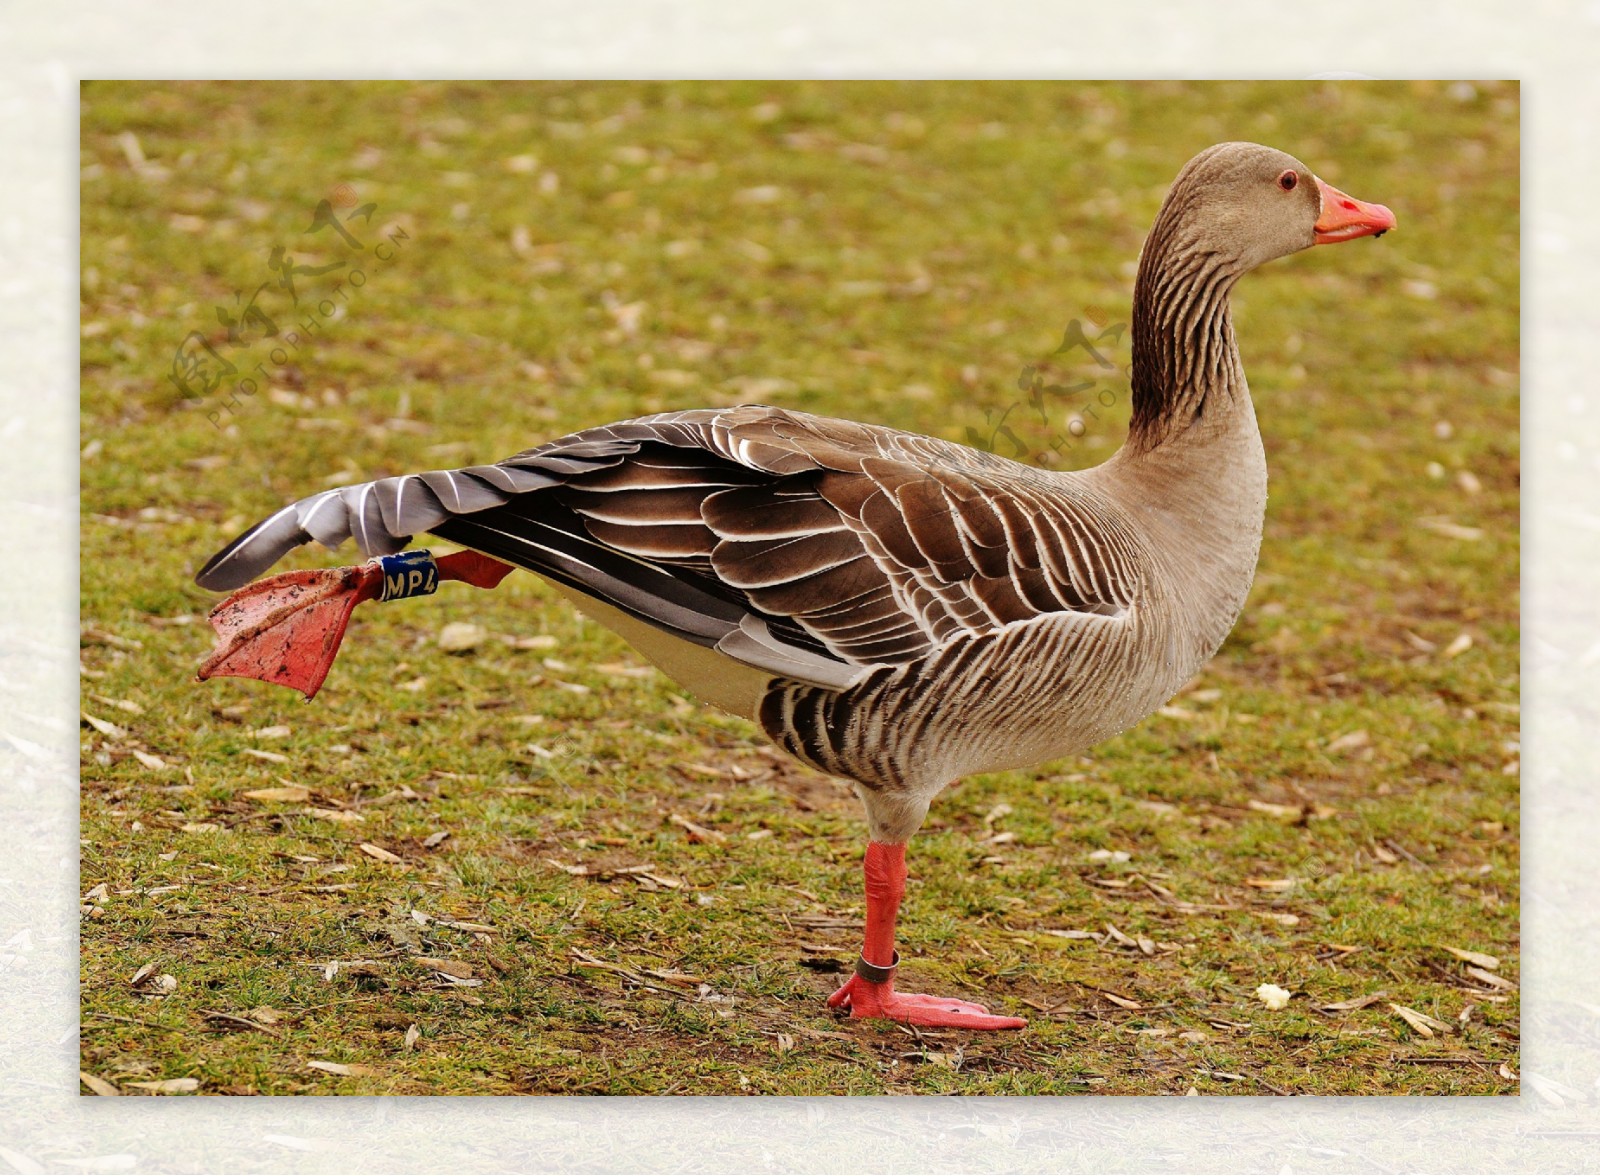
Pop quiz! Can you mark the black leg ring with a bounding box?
[854,950,900,985]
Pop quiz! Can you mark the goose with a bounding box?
[195,142,1394,1031]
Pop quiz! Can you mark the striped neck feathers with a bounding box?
[1127,198,1248,453]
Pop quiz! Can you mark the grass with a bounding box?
[79,80,1519,1096]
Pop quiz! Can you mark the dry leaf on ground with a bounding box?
[1390,1003,1454,1037]
[202,1010,281,1036]
[1327,730,1370,754]
[79,1071,120,1096]
[243,785,310,803]
[1099,992,1142,1011]
[303,807,362,823]
[240,748,289,764]
[669,812,727,843]
[438,622,487,652]
[306,1060,376,1077]
[1419,517,1485,541]
[414,956,474,979]
[124,1077,199,1094]
[1317,991,1388,1013]
[82,713,128,739]
[1443,945,1501,970]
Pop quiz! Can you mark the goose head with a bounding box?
[1156,141,1396,274]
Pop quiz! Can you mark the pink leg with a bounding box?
[827,842,1026,1030]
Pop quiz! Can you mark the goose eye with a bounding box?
[1278,170,1298,191]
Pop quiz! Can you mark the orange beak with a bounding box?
[1313,176,1396,244]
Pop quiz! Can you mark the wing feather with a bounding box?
[298,490,354,549]
[419,469,508,514]
[583,518,717,561]
[712,529,864,589]
[195,404,1146,691]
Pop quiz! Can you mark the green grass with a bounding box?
[79,80,1519,1095]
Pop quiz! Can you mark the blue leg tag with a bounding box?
[377,550,440,602]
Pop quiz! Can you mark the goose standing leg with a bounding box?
[826,840,1026,1030]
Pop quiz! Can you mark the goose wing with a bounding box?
[195,405,1144,689]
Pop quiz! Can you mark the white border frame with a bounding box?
[9,2,1593,1171]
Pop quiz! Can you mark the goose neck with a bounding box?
[1127,217,1246,453]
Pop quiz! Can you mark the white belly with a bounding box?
[544,580,775,720]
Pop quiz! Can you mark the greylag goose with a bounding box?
[195,142,1394,1031]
